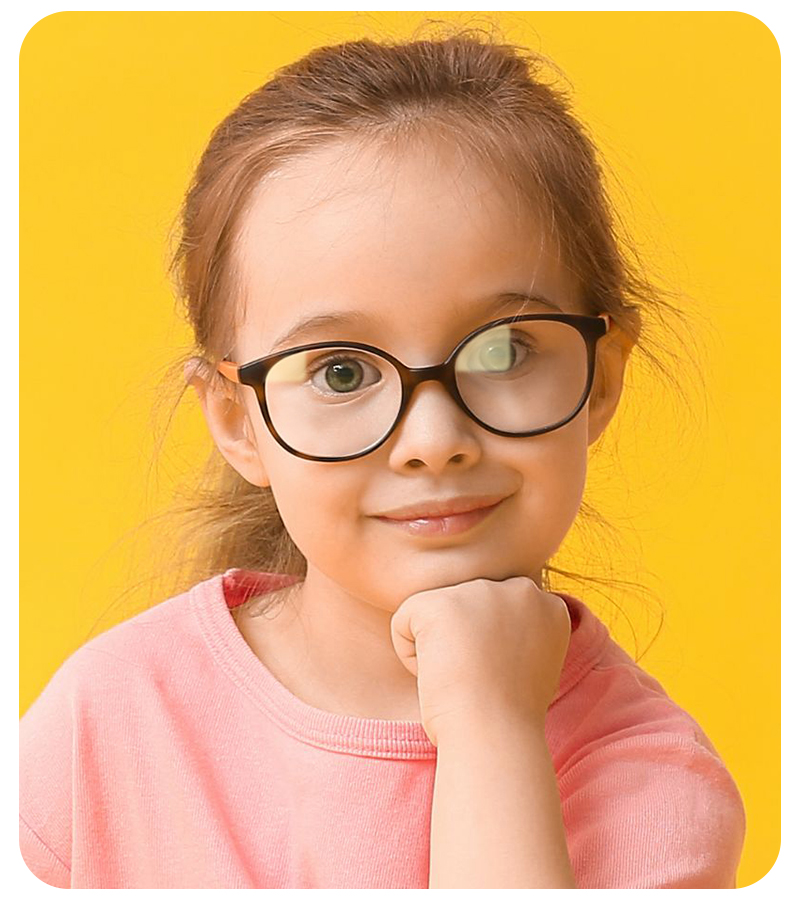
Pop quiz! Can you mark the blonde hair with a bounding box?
[90,22,707,661]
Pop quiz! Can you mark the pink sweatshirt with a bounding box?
[19,568,746,889]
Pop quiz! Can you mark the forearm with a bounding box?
[428,710,576,889]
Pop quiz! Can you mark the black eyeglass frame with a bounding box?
[217,312,612,462]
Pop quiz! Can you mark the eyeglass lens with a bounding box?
[263,320,588,458]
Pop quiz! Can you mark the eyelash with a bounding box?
[306,353,381,395]
[305,333,537,392]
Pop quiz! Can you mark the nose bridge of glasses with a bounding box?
[403,360,457,394]
[397,361,466,419]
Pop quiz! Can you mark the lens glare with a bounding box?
[455,320,588,433]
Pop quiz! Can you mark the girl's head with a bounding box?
[171,29,655,614]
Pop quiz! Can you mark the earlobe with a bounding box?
[184,357,270,488]
[240,410,271,489]
[587,365,614,446]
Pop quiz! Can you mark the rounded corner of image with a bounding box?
[19,10,72,63]
[729,10,781,61]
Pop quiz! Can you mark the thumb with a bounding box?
[390,601,418,678]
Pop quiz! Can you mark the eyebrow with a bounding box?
[268,291,563,353]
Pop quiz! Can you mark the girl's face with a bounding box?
[203,136,628,612]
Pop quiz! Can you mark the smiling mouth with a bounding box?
[373,498,506,537]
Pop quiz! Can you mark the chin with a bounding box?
[389,557,533,602]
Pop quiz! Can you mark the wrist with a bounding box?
[433,702,547,748]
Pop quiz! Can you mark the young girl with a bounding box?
[19,31,746,889]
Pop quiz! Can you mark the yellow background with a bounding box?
[20,11,779,888]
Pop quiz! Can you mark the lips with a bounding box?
[372,495,508,537]
[373,494,510,520]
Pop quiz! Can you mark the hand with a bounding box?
[389,577,572,746]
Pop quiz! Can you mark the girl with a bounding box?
[19,30,746,889]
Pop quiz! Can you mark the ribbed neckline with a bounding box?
[190,568,610,760]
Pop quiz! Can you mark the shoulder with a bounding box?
[554,595,722,757]
[20,576,222,884]
[22,576,217,724]
[549,598,746,888]
[78,582,207,675]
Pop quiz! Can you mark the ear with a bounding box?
[586,314,639,446]
[184,358,270,488]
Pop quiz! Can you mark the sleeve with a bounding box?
[558,733,747,889]
[19,655,79,889]
[19,816,71,889]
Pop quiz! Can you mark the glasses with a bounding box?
[216,313,611,462]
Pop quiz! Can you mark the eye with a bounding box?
[469,333,535,373]
[308,354,382,395]
[477,339,515,371]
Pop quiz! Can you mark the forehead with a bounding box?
[233,136,580,359]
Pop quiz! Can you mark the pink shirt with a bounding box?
[19,568,746,889]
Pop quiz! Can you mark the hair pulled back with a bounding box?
[103,24,703,658]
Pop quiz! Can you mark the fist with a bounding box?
[389,577,571,746]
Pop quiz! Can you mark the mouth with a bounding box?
[372,497,507,538]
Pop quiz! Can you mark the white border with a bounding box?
[10,4,788,897]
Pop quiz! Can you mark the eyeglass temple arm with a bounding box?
[217,360,241,383]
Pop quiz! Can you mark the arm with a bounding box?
[20,655,79,889]
[429,709,576,889]
[558,733,747,889]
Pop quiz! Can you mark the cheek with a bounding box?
[267,462,363,556]
[511,427,588,532]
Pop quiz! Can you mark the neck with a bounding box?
[237,565,423,721]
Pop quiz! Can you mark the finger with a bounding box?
[547,592,572,630]
[390,604,419,677]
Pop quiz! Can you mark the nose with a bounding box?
[385,380,482,474]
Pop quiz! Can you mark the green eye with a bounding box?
[306,353,382,396]
[325,360,364,392]
[477,340,516,372]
